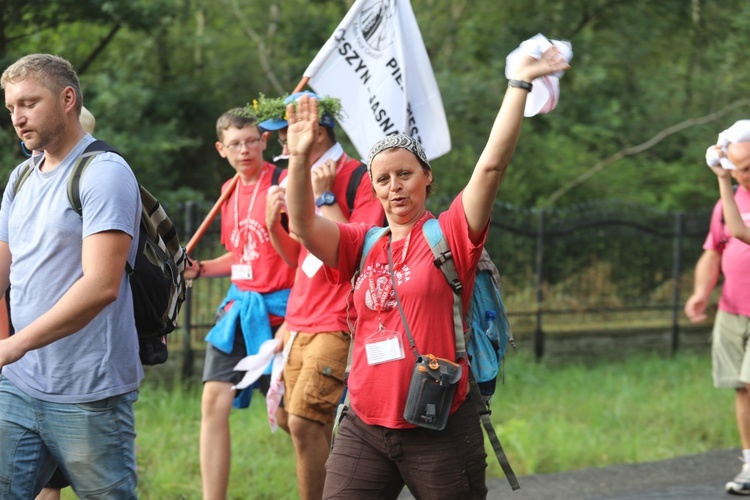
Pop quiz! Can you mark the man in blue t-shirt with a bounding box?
[0,54,142,498]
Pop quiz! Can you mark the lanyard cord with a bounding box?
[231,166,267,248]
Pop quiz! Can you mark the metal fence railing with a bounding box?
[167,197,714,375]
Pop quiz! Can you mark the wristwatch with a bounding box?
[315,191,336,207]
[508,79,533,92]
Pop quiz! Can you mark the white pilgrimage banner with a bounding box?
[304,0,450,162]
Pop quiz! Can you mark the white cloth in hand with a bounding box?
[706,120,750,170]
[505,33,573,117]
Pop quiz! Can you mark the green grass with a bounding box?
[493,351,736,477]
[59,351,737,499]
[132,380,298,500]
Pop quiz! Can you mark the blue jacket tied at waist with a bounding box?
[205,284,290,408]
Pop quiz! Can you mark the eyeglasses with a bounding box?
[278,138,288,148]
[224,137,261,152]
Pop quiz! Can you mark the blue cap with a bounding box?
[258,117,289,132]
[258,91,336,131]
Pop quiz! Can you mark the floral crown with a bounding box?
[228,107,257,120]
[247,92,343,126]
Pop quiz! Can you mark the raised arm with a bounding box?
[707,144,750,243]
[284,95,342,267]
[716,173,750,242]
[463,47,570,243]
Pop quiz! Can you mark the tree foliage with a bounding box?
[0,0,748,211]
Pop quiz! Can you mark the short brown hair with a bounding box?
[1,54,83,114]
[216,108,260,142]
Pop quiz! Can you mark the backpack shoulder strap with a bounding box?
[271,165,284,186]
[358,226,390,274]
[347,225,391,336]
[346,163,367,215]
[11,158,35,197]
[423,218,517,488]
[422,218,466,358]
[343,224,390,406]
[468,376,520,489]
[68,140,119,216]
[268,165,289,231]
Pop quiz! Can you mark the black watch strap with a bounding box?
[508,79,533,92]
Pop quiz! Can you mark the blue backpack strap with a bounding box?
[358,226,390,271]
[337,224,391,437]
[348,225,390,344]
[421,218,466,360]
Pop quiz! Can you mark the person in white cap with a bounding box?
[686,121,750,495]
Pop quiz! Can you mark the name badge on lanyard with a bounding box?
[364,329,405,365]
[231,264,253,280]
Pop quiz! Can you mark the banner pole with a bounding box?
[293,77,309,93]
[185,174,238,255]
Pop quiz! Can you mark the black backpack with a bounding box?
[13,140,188,365]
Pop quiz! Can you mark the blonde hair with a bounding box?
[1,54,83,114]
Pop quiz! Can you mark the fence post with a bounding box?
[181,201,196,381]
[534,208,546,362]
[670,211,684,356]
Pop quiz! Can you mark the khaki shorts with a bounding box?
[283,330,349,424]
[712,310,750,389]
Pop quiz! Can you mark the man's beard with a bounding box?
[22,114,66,152]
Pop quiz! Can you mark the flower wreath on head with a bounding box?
[247,93,344,124]
[228,107,258,120]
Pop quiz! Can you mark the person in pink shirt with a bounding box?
[282,47,569,498]
[691,127,750,495]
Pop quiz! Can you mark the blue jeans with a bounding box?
[0,375,138,499]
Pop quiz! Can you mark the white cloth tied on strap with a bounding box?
[232,339,280,391]
[505,33,573,117]
[706,120,750,170]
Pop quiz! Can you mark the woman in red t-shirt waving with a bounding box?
[283,47,569,499]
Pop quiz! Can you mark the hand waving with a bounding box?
[285,94,319,159]
[512,46,570,83]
